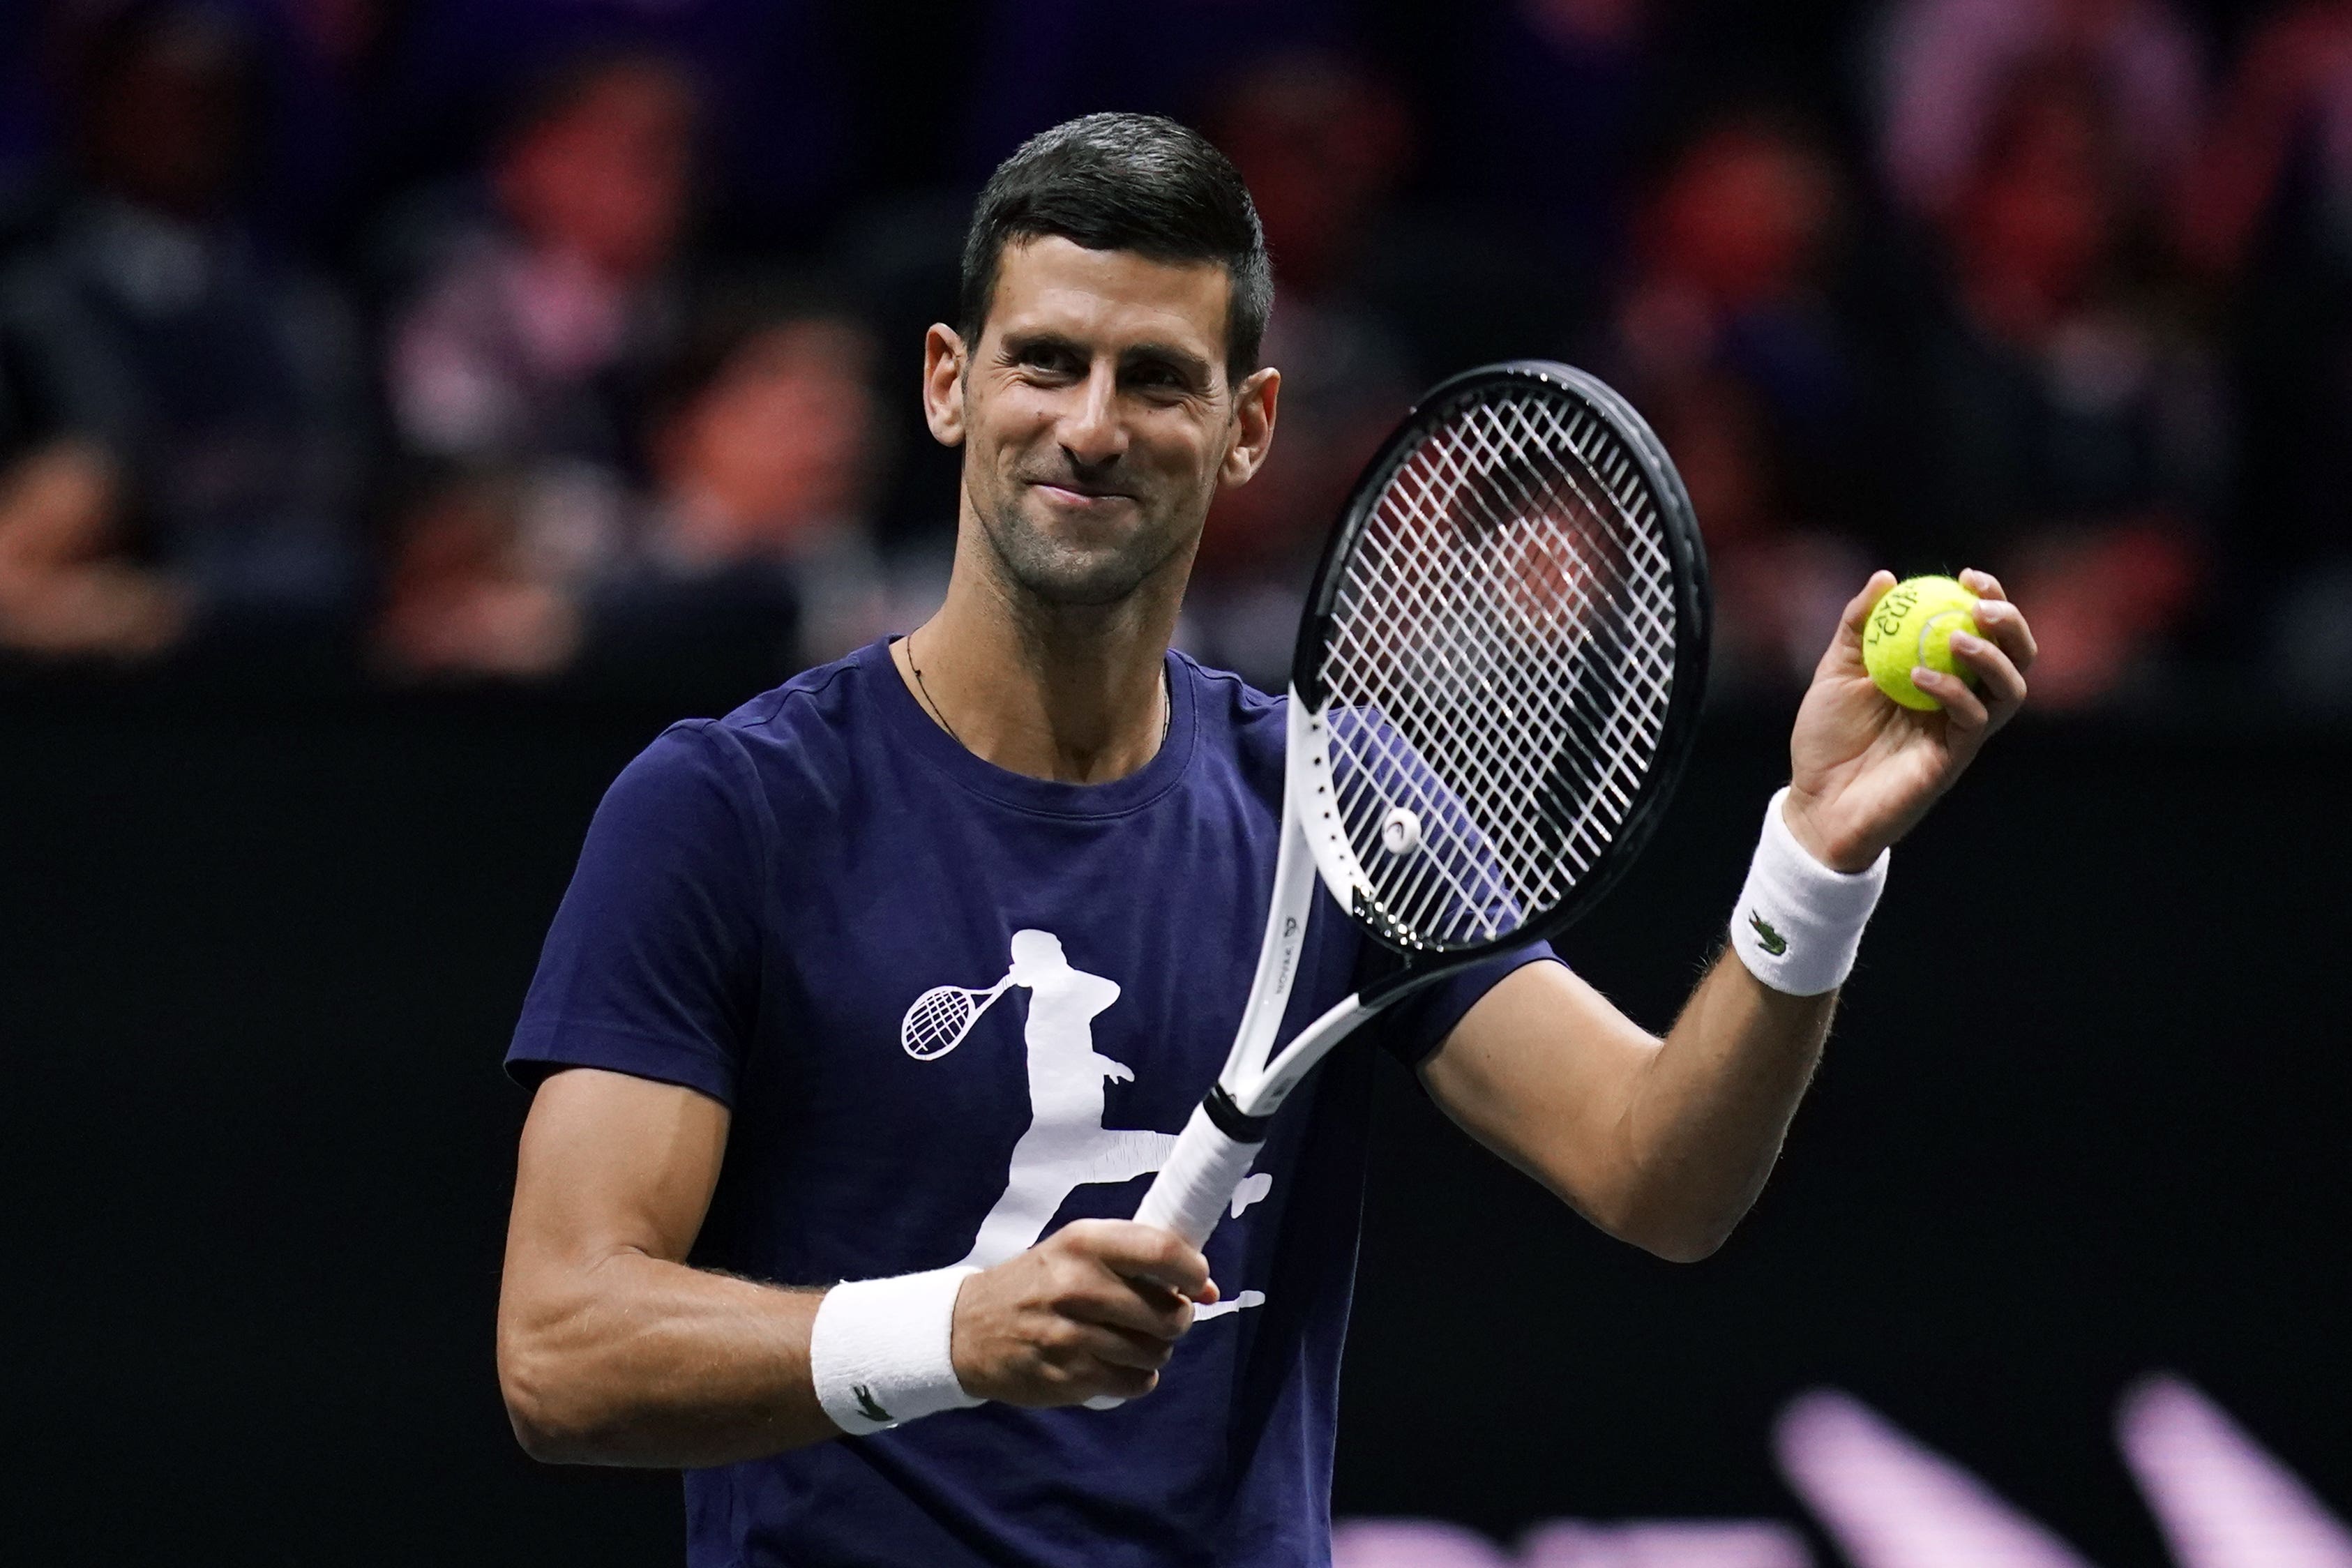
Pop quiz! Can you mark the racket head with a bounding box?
[1291,360,1711,963]
[900,985,980,1060]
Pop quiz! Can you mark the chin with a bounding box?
[984,502,1184,608]
[1002,548,1156,608]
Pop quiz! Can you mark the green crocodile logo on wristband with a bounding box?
[1748,912,1789,957]
[852,1384,894,1426]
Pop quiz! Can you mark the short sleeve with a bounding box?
[1372,942,1561,1071]
[506,721,765,1106]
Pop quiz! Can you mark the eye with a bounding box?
[1015,342,1078,376]
[1128,362,1190,395]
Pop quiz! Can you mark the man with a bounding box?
[497,114,2037,1565]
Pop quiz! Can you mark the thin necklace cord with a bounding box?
[906,626,1169,756]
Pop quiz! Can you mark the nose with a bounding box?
[1057,359,1128,473]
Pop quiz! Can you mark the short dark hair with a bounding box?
[958,113,1273,380]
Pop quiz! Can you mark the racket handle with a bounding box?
[1083,1101,1264,1412]
[1135,1099,1264,1251]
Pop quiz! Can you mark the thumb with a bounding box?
[1820,570,1894,676]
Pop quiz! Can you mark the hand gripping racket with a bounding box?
[1135,360,1712,1253]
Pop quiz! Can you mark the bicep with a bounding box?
[506,1067,732,1276]
[1416,959,1660,1208]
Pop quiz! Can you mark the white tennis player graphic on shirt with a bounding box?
[914,929,1270,1315]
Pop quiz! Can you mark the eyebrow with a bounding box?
[1120,340,1213,385]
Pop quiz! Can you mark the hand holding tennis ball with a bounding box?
[1779,567,2039,874]
[1862,575,1981,711]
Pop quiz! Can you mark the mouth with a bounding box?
[1029,479,1136,509]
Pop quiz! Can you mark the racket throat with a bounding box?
[1202,1081,1272,1143]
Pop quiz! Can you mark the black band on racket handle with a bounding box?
[1133,1101,1263,1249]
[1201,1083,1273,1143]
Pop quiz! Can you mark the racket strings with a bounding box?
[1318,384,1681,950]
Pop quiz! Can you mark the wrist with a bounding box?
[1730,787,1889,997]
[808,1265,983,1436]
[1779,786,1881,874]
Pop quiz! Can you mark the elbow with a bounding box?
[1585,1189,1744,1264]
[497,1323,605,1465]
[1636,1222,1734,1265]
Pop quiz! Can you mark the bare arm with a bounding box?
[497,1066,831,1465]
[1423,568,2038,1261]
[1423,953,1832,1262]
[497,1066,1218,1468]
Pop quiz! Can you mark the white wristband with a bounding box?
[1729,787,1889,997]
[809,1265,982,1436]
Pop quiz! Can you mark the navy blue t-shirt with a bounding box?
[508,638,1553,1567]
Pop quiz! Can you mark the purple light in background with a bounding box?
[1519,1519,1814,1567]
[1773,1389,2101,1568]
[1332,1518,1514,1567]
[2118,1373,2352,1568]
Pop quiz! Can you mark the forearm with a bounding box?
[498,1250,834,1467]
[1609,950,1834,1259]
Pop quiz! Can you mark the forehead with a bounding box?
[983,236,1230,363]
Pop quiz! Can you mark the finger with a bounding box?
[1076,1320,1178,1372]
[1958,567,2009,603]
[1913,666,1989,730]
[1966,596,2038,672]
[1033,1315,1176,1377]
[1064,1220,1212,1299]
[1066,1277,1197,1343]
[1947,631,2027,708]
[1837,570,1897,642]
[1013,1344,1159,1408]
[1819,569,1895,677]
[1078,1362,1159,1403]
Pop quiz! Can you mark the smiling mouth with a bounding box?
[1032,481,1136,507]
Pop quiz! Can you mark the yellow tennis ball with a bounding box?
[1862,575,1981,711]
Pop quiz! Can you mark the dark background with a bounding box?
[6,0,2351,1558]
[6,687,2344,1562]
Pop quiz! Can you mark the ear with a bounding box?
[1218,365,1281,488]
[921,323,967,448]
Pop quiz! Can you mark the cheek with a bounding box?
[970,388,1054,464]
[1143,409,1223,481]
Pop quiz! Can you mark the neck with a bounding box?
[894,506,1191,785]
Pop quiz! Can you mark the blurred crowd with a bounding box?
[1,0,2347,713]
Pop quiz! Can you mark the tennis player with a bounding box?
[497,113,2036,1565]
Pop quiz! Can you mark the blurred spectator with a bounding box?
[2178,0,2352,278]
[387,49,697,591]
[0,442,190,663]
[1873,0,2206,222]
[1906,68,2215,707]
[371,465,580,683]
[1189,51,1418,686]
[1605,113,1874,695]
[2175,3,2352,698]
[0,1,365,651]
[589,280,887,684]
[378,279,885,695]
[363,0,844,246]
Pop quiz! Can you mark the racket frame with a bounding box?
[1293,360,1712,942]
[1133,360,1712,1250]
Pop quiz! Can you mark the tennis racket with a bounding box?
[900,974,1016,1060]
[1135,359,1711,1252]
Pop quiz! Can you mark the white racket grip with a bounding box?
[1135,1101,1263,1251]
